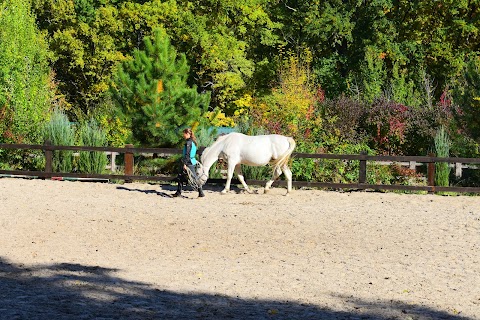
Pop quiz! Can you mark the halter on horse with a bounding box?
[197,133,296,195]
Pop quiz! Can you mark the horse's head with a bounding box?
[196,162,208,186]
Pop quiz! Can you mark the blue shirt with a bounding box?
[182,138,197,165]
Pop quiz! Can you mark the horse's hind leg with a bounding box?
[235,164,253,193]
[282,164,293,194]
[264,166,282,193]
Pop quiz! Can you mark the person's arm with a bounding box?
[183,140,193,165]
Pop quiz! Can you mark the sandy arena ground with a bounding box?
[0,177,479,319]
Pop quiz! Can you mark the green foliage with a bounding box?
[290,141,318,182]
[98,112,131,148]
[32,0,125,119]
[194,126,218,149]
[94,97,131,147]
[133,155,178,177]
[77,120,108,174]
[31,0,279,117]
[452,55,480,142]
[0,0,52,144]
[389,62,423,108]
[111,28,211,147]
[240,164,271,181]
[360,46,387,104]
[434,126,451,187]
[23,0,480,185]
[291,141,376,184]
[43,109,75,172]
[168,0,279,110]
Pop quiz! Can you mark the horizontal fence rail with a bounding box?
[1,142,480,194]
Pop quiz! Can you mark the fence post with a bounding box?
[409,161,417,171]
[455,162,462,178]
[44,140,52,178]
[359,151,367,184]
[427,153,435,194]
[124,144,134,183]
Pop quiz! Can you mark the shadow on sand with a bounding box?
[116,183,243,198]
[0,257,470,320]
[116,185,175,198]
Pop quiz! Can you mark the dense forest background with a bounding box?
[1,0,480,183]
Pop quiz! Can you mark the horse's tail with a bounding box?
[271,137,296,171]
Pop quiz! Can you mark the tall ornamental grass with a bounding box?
[434,126,451,187]
[78,120,108,174]
[43,109,75,172]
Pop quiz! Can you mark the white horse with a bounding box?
[197,132,296,194]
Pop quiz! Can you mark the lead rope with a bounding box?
[185,163,207,191]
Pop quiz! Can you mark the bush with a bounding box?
[291,141,376,183]
[319,95,367,143]
[43,109,75,173]
[135,156,179,177]
[434,126,450,187]
[77,120,108,174]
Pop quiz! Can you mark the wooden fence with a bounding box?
[1,141,480,194]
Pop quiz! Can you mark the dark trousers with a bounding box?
[175,163,203,194]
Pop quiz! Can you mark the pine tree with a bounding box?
[111,28,210,147]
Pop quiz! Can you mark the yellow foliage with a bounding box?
[156,79,163,103]
[157,79,163,93]
[272,53,317,134]
[205,111,235,127]
[233,94,254,117]
[231,52,319,138]
[99,115,130,147]
[191,121,200,131]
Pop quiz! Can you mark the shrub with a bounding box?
[319,95,367,144]
[43,109,75,172]
[77,120,108,174]
[434,126,450,187]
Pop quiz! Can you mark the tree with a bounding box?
[0,0,52,144]
[32,0,125,120]
[111,28,210,147]
[159,0,280,112]
[452,56,480,143]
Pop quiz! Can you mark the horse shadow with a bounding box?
[0,257,472,320]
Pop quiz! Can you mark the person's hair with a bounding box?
[183,127,197,144]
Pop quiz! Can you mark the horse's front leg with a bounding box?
[235,164,253,193]
[221,162,236,194]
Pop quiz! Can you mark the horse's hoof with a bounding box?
[264,188,270,194]
[220,190,228,195]
[246,189,254,194]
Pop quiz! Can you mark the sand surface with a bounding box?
[0,177,479,319]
